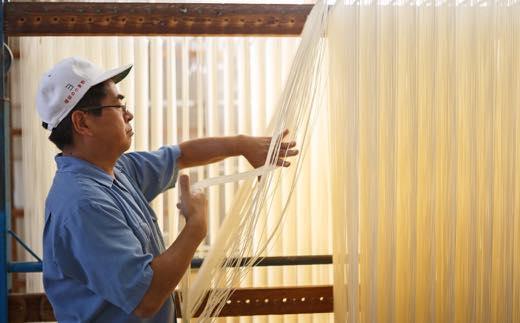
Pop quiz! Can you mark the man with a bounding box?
[37,57,298,322]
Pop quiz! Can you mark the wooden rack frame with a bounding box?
[9,286,333,321]
[4,2,313,36]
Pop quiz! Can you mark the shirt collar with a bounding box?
[55,154,115,187]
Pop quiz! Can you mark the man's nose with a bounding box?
[126,110,134,122]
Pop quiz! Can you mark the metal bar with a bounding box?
[7,230,42,262]
[4,2,313,37]
[190,255,333,269]
[7,261,42,273]
[7,256,332,274]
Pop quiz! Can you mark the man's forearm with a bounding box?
[133,224,205,317]
[178,136,244,169]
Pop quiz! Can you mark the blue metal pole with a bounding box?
[8,230,42,262]
[0,0,10,321]
[8,262,42,273]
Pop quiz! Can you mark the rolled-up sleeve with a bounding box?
[117,145,181,202]
[57,199,154,314]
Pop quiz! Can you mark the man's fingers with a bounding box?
[277,159,291,167]
[277,149,299,159]
[280,141,297,149]
[285,149,299,157]
[179,174,191,200]
[274,129,290,146]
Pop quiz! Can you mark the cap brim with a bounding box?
[93,63,133,86]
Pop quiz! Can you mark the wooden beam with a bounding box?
[8,286,333,321]
[10,128,21,136]
[8,293,55,322]
[11,208,23,218]
[175,285,333,317]
[4,2,313,37]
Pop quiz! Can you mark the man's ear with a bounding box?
[70,110,94,136]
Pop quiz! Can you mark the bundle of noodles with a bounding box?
[179,1,330,321]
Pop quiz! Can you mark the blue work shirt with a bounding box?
[43,146,181,322]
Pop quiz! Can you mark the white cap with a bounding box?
[36,57,132,130]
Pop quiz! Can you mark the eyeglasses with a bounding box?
[78,104,129,114]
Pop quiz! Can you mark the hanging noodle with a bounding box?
[180,2,330,320]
